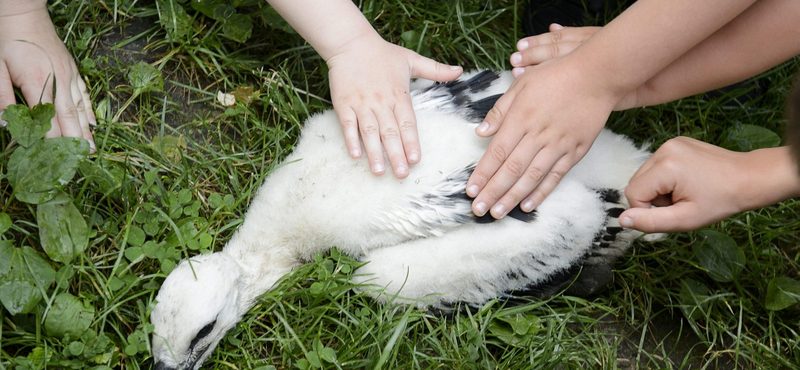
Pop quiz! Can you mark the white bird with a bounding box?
[150,71,652,370]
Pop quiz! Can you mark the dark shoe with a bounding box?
[522,0,624,37]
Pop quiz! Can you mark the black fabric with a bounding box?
[522,0,623,37]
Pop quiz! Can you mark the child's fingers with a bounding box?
[619,203,697,233]
[487,146,563,218]
[623,161,677,210]
[336,107,363,159]
[393,96,421,165]
[409,54,462,82]
[510,41,583,68]
[515,26,601,52]
[0,64,14,126]
[355,108,386,175]
[473,88,516,139]
[519,155,573,212]
[374,107,409,179]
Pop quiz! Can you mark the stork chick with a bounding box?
[150,71,652,370]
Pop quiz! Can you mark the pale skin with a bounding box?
[466,0,760,220]
[266,0,463,179]
[0,0,95,150]
[507,0,800,233]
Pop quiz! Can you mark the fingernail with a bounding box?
[408,151,420,163]
[521,199,536,212]
[351,148,361,158]
[450,65,462,70]
[492,204,506,218]
[517,40,529,50]
[467,185,479,198]
[0,110,6,127]
[475,202,487,215]
[373,163,385,174]
[476,121,489,134]
[620,217,633,228]
[552,23,564,30]
[510,53,522,65]
[395,166,407,177]
[89,117,97,126]
[89,139,96,153]
[512,68,524,78]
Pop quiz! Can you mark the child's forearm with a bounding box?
[625,0,800,108]
[738,146,800,212]
[0,0,47,16]
[266,0,379,61]
[564,0,758,103]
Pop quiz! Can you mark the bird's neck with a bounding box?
[221,227,299,313]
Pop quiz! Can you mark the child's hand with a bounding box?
[465,57,618,219]
[326,33,462,178]
[510,24,600,77]
[0,4,96,151]
[619,137,800,233]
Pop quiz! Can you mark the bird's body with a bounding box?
[151,71,652,370]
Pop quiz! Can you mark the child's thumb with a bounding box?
[410,55,463,82]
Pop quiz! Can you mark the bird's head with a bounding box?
[150,252,245,370]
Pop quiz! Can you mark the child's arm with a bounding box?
[511,0,800,110]
[0,0,96,150]
[267,0,462,178]
[619,138,800,233]
[465,0,758,219]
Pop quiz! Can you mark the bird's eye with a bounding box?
[198,321,215,338]
[190,320,216,350]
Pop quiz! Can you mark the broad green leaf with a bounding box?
[222,14,253,43]
[306,351,322,368]
[765,277,800,311]
[127,226,146,247]
[255,6,296,34]
[156,0,193,41]
[45,293,95,339]
[3,103,53,148]
[161,258,175,274]
[0,241,12,275]
[127,61,164,94]
[109,276,126,291]
[679,278,711,320]
[486,314,539,347]
[56,265,75,290]
[37,194,89,264]
[693,230,745,282]
[720,123,782,152]
[143,240,164,259]
[213,4,237,20]
[189,0,226,19]
[0,244,55,314]
[7,137,90,204]
[19,246,57,290]
[318,347,337,363]
[0,212,11,235]
[25,346,49,369]
[232,0,259,7]
[0,280,40,315]
[125,246,144,262]
[68,341,86,356]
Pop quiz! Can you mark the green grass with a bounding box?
[1,1,799,369]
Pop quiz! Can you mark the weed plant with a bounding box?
[1,1,798,369]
